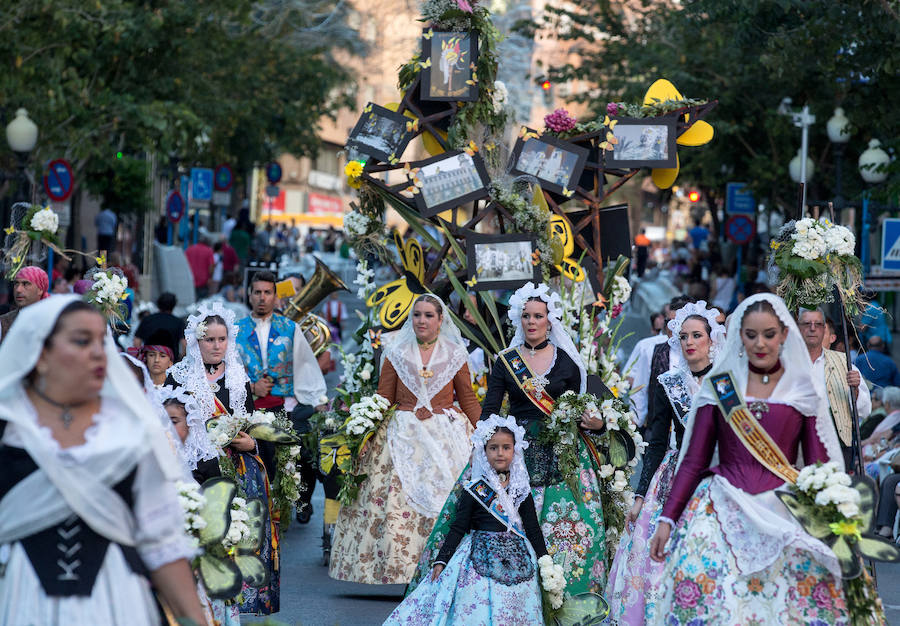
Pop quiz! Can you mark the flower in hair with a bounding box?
[194,321,208,340]
[666,300,726,359]
[472,414,529,451]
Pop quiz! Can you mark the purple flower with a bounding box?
[811,583,832,609]
[607,102,620,116]
[456,0,474,12]
[544,108,578,133]
[674,579,701,609]
[611,303,623,319]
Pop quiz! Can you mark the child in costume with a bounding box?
[384,414,549,625]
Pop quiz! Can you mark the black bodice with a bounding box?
[0,421,146,597]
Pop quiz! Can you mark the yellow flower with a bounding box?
[96,253,107,266]
[829,520,861,541]
[344,161,363,178]
[347,176,362,190]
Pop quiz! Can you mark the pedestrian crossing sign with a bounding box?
[881,218,900,271]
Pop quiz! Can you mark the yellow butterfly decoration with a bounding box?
[423,28,434,40]
[465,276,478,288]
[366,231,428,330]
[403,163,423,194]
[531,250,542,266]
[464,140,479,156]
[519,126,540,141]
[3,225,14,235]
[363,103,373,114]
[406,118,419,133]
[598,115,619,152]
[549,215,585,282]
[561,186,575,198]
[319,434,352,474]
[484,141,496,152]
[592,292,608,309]
[642,78,715,189]
[419,58,432,70]
[368,328,382,349]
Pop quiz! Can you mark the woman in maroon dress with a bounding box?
[648,293,849,625]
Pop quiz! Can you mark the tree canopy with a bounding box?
[526,0,900,210]
[1,0,360,212]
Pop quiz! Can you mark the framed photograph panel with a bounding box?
[408,150,491,217]
[605,116,677,169]
[346,103,413,164]
[509,130,589,195]
[465,232,540,292]
[421,30,479,102]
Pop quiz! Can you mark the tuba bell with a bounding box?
[284,257,348,356]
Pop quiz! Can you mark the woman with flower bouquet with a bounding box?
[606,301,725,624]
[168,301,281,615]
[329,294,482,585]
[410,282,611,603]
[385,415,554,625]
[648,294,851,624]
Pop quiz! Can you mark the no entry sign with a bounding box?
[166,191,185,223]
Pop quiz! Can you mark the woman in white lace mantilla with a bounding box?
[329,294,481,585]
[0,295,206,625]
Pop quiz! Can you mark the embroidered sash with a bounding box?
[824,349,853,447]
[707,372,799,485]
[499,348,554,417]
[659,370,693,426]
[464,479,526,540]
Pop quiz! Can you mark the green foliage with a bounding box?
[0,0,358,189]
[83,154,149,215]
[525,0,900,208]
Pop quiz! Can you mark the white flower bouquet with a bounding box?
[177,481,208,549]
[3,204,69,280]
[770,217,865,315]
[30,207,59,235]
[84,267,129,325]
[538,554,566,611]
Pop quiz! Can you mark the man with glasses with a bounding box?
[799,308,871,468]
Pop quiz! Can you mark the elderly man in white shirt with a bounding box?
[799,308,871,468]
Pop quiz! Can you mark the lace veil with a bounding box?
[676,293,843,471]
[507,282,586,392]
[168,300,250,420]
[666,299,726,361]
[470,414,531,530]
[156,383,217,471]
[382,294,468,412]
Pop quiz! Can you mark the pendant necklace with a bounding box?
[205,361,222,375]
[30,385,87,429]
[419,337,436,378]
[496,471,509,484]
[748,360,782,385]
[524,339,549,357]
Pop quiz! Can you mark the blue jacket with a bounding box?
[855,349,900,389]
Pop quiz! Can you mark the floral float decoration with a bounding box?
[768,217,864,316]
[3,205,68,279]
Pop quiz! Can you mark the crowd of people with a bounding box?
[0,250,896,624]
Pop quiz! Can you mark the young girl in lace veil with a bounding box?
[385,414,548,625]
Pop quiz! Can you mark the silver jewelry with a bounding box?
[526,374,550,394]
[748,400,770,420]
[30,384,81,429]
[738,347,744,358]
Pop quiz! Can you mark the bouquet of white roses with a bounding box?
[3,204,69,279]
[177,481,208,550]
[85,267,129,325]
[538,554,566,611]
[770,217,865,315]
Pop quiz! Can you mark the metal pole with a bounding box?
[861,191,870,271]
[799,105,810,211]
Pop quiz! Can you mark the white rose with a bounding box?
[837,501,860,518]
[612,470,628,491]
[360,369,371,381]
[599,464,615,479]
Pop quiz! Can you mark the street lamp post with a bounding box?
[778,98,816,214]
[826,107,851,210]
[858,139,890,270]
[5,108,39,204]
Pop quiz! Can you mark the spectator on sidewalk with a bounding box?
[856,336,900,388]
[134,292,186,356]
[229,220,252,263]
[95,207,118,253]
[688,217,709,250]
[185,237,215,298]
[634,229,651,277]
[858,295,892,350]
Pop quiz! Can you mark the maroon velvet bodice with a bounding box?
[661,402,830,523]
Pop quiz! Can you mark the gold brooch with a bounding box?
[420,368,434,379]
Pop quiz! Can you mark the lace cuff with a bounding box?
[139,534,196,571]
[657,515,676,530]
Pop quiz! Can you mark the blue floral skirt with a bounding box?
[385,531,543,626]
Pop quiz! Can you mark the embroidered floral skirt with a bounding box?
[234,451,280,615]
[651,477,849,625]
[329,415,457,584]
[410,431,607,599]
[606,448,677,625]
[385,531,543,625]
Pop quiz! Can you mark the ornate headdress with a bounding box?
[156,383,217,471]
[666,300,727,360]
[470,414,531,530]
[507,282,586,393]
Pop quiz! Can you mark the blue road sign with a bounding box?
[190,167,214,202]
[214,163,233,191]
[44,159,74,202]
[266,161,282,184]
[166,191,185,223]
[725,214,755,245]
[726,182,756,215]
[881,218,900,271]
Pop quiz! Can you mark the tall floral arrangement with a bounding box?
[3,205,67,279]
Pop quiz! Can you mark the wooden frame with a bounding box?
[509,130,590,196]
[420,30,480,102]
[346,103,414,164]
[465,231,540,291]
[408,150,491,218]
[605,116,678,169]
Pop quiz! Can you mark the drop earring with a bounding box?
[738,347,744,358]
[779,343,784,357]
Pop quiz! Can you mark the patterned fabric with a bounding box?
[658,371,693,425]
[328,419,438,584]
[410,431,607,598]
[606,449,678,624]
[470,531,534,585]
[233,450,280,615]
[235,314,295,397]
[385,532,543,626]
[651,478,849,625]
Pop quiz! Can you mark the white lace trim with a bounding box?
[469,414,532,530]
[10,391,111,461]
[155,384,216,471]
[137,534,196,571]
[666,300,726,360]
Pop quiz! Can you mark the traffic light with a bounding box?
[116,151,123,160]
[688,190,701,203]
[539,77,553,107]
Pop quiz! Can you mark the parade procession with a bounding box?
[2,0,900,625]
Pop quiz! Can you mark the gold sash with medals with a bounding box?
[499,348,555,416]
[707,372,799,485]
